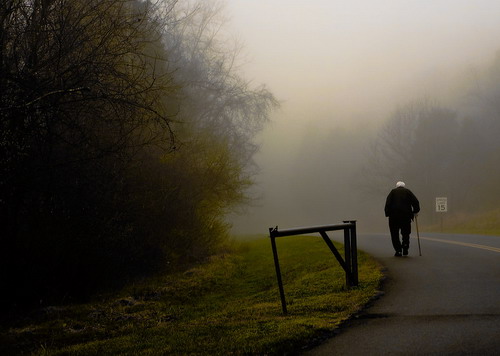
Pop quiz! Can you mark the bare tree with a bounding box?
[360,99,459,219]
[159,0,278,228]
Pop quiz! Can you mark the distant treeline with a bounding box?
[362,54,500,223]
[286,53,500,229]
[0,0,277,306]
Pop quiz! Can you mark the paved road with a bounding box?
[306,232,500,355]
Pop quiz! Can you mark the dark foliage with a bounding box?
[0,0,277,307]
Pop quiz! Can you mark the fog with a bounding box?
[226,0,500,234]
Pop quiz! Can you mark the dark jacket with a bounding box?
[384,187,420,220]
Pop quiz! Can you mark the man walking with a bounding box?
[385,181,420,256]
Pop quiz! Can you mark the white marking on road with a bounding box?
[420,236,500,253]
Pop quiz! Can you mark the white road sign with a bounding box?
[436,197,448,212]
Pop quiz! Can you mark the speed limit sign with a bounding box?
[436,197,447,212]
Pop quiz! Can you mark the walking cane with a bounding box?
[415,214,422,256]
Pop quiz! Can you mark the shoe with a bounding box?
[394,251,402,257]
[402,248,408,256]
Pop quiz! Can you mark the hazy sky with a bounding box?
[227,0,500,122]
[225,0,500,233]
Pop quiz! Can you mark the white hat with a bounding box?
[396,181,405,188]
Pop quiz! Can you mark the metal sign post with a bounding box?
[435,197,447,232]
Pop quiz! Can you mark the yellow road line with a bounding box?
[420,236,500,253]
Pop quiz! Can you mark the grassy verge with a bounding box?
[423,209,500,236]
[1,235,383,355]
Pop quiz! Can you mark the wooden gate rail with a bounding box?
[268,221,358,314]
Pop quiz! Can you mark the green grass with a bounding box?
[423,209,500,236]
[1,235,383,355]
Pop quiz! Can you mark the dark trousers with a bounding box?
[389,217,411,252]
